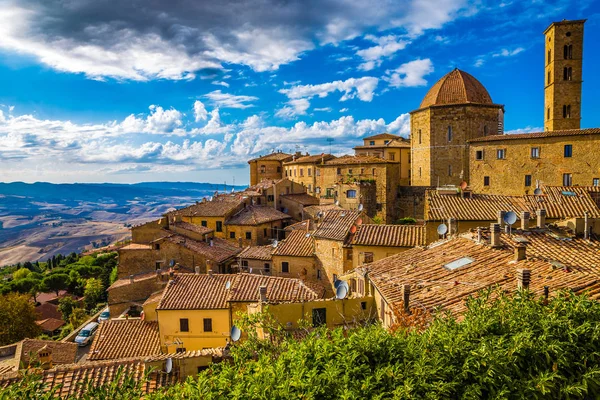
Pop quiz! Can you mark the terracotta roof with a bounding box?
[225,205,291,226]
[120,243,153,250]
[246,179,283,192]
[273,230,314,257]
[107,272,158,291]
[238,245,274,261]
[313,210,362,241]
[143,347,225,361]
[303,204,342,220]
[36,318,65,333]
[248,152,293,162]
[419,69,494,109]
[88,320,161,361]
[163,234,241,263]
[469,128,600,143]
[362,133,402,141]
[354,138,410,149]
[35,302,63,321]
[173,197,242,217]
[171,221,213,235]
[142,290,164,306]
[157,273,324,310]
[283,154,335,165]
[279,193,320,205]
[0,339,78,371]
[352,224,426,247]
[425,188,600,221]
[284,220,313,232]
[323,155,391,165]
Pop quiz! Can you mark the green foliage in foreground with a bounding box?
[4,290,600,399]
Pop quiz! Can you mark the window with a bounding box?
[564,144,573,157]
[216,221,222,232]
[308,168,312,176]
[358,279,364,295]
[176,348,187,353]
[547,107,551,120]
[299,168,304,177]
[448,164,452,177]
[317,269,321,280]
[316,169,320,176]
[419,167,422,177]
[277,166,281,173]
[264,263,271,273]
[203,318,212,332]
[263,228,267,237]
[443,256,475,271]
[241,260,248,267]
[531,147,540,158]
[260,165,266,173]
[369,141,375,146]
[372,168,376,175]
[475,150,484,160]
[347,190,357,198]
[566,31,571,37]
[384,140,390,144]
[547,49,551,64]
[361,301,367,310]
[525,175,532,187]
[282,262,289,273]
[308,184,312,192]
[245,232,252,240]
[180,318,189,332]
[267,194,274,201]
[484,176,490,186]
[447,126,452,142]
[336,168,341,175]
[201,220,207,227]
[563,105,571,118]
[484,125,488,136]
[547,71,551,84]
[230,232,236,239]
[563,173,572,186]
[154,243,160,250]
[293,169,296,177]
[593,178,600,187]
[389,153,395,161]
[155,262,161,270]
[564,44,573,59]
[497,149,506,159]
[364,252,374,263]
[564,67,572,81]
[418,129,422,144]
[312,308,326,327]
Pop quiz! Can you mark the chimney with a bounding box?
[207,268,213,277]
[490,223,502,248]
[516,268,531,290]
[514,244,526,261]
[402,284,411,313]
[536,208,546,228]
[129,274,134,284]
[477,227,482,243]
[584,211,590,240]
[168,268,174,280]
[259,285,267,303]
[497,210,506,226]
[38,347,52,370]
[520,211,530,230]
[447,218,456,236]
[195,266,200,274]
[209,239,214,247]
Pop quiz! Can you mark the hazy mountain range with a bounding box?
[0,181,246,266]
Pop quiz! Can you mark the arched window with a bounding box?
[563,67,572,81]
[564,44,573,59]
[563,105,571,118]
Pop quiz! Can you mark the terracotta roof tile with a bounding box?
[36,318,65,333]
[142,290,164,306]
[157,273,323,310]
[419,69,494,109]
[248,152,293,162]
[323,155,392,165]
[352,224,426,247]
[303,204,342,220]
[88,320,161,361]
[225,205,291,226]
[354,138,410,149]
[35,302,63,321]
[284,220,314,232]
[362,133,403,141]
[273,230,314,257]
[313,210,362,241]
[171,221,213,235]
[283,154,335,165]
[108,272,158,291]
[279,193,320,205]
[163,234,241,263]
[120,243,153,250]
[469,128,600,143]
[246,178,286,192]
[173,197,243,217]
[238,245,274,261]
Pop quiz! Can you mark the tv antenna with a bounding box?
[326,138,334,154]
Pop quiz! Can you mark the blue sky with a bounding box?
[0,0,598,186]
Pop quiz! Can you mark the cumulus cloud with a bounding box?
[275,99,311,119]
[493,47,525,57]
[193,100,208,122]
[204,90,258,109]
[506,126,543,135]
[356,34,410,71]
[0,0,471,81]
[384,58,434,88]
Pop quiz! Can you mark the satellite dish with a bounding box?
[334,280,343,289]
[534,188,543,195]
[336,284,348,300]
[335,200,340,206]
[350,225,357,234]
[437,223,448,235]
[225,281,231,290]
[165,358,173,374]
[272,240,278,248]
[460,181,468,190]
[316,211,323,218]
[231,326,241,342]
[305,233,311,238]
[504,211,518,225]
[356,217,363,226]
[358,204,364,212]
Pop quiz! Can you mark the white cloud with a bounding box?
[275,99,311,119]
[384,58,434,88]
[314,107,333,112]
[211,80,230,87]
[356,34,410,71]
[193,100,208,122]
[280,77,379,102]
[492,47,525,57]
[506,126,543,135]
[339,108,349,113]
[204,90,258,109]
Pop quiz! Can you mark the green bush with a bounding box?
[395,217,417,225]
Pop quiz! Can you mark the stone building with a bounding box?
[272,229,318,282]
[353,133,411,186]
[410,68,504,188]
[283,154,336,194]
[235,245,273,275]
[248,152,293,186]
[224,205,291,246]
[544,19,585,131]
[468,128,600,194]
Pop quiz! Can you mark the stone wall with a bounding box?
[108,275,167,317]
[249,160,284,186]
[271,255,317,282]
[131,219,168,244]
[396,185,429,220]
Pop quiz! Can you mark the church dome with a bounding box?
[419,68,493,109]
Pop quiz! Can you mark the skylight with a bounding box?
[561,191,577,196]
[444,257,476,271]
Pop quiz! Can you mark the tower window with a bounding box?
[496,149,506,159]
[484,126,488,136]
[475,150,484,160]
[564,144,573,158]
[531,147,540,159]
[547,71,551,85]
[566,32,571,37]
[484,176,490,186]
[547,49,551,64]
[418,129,422,144]
[563,173,572,186]
[564,44,573,59]
[563,67,572,81]
[563,105,571,118]
[448,165,452,177]
[525,175,532,187]
[547,108,550,120]
[447,126,452,142]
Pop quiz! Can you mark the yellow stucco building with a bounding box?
[353,133,411,186]
[248,152,293,186]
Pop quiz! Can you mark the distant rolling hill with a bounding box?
[0,181,247,265]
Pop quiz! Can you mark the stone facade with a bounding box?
[314,238,352,294]
[469,131,600,195]
[131,219,169,244]
[271,255,318,281]
[544,20,585,131]
[248,152,293,186]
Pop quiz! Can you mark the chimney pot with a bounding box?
[515,244,526,261]
[402,284,411,313]
[516,268,531,290]
[477,227,482,243]
[584,211,590,240]
[490,223,502,248]
[207,269,213,276]
[497,210,506,226]
[259,285,267,303]
[536,209,546,228]
[195,266,201,274]
[520,211,530,230]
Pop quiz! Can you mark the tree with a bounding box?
[83,278,104,310]
[109,267,118,285]
[41,274,69,296]
[0,293,41,345]
[69,308,88,330]
[11,277,41,303]
[58,297,78,322]
[12,268,31,281]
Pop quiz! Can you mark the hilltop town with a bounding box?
[1,18,600,396]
